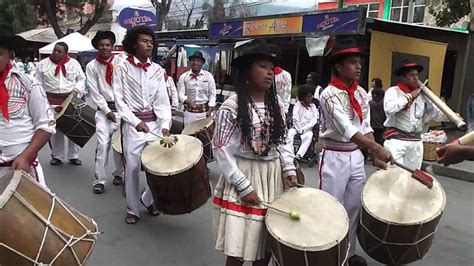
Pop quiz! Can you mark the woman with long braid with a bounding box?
[212,39,297,266]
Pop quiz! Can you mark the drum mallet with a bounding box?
[391,160,433,189]
[260,202,300,220]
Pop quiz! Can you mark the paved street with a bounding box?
[37,136,474,266]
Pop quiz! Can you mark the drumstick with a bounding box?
[147,131,178,148]
[391,160,433,189]
[260,202,300,220]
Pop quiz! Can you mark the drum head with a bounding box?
[362,166,446,225]
[111,130,122,154]
[265,188,349,252]
[182,117,213,135]
[141,134,203,176]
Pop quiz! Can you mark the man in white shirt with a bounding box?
[319,39,391,266]
[0,24,55,187]
[165,72,178,113]
[114,26,172,224]
[383,61,448,169]
[86,31,124,194]
[36,42,86,166]
[177,51,216,126]
[269,44,292,113]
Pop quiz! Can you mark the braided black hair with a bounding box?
[234,61,287,147]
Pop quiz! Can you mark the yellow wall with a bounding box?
[369,31,448,96]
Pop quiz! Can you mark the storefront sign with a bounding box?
[302,10,363,35]
[118,7,157,29]
[209,21,243,38]
[242,17,303,36]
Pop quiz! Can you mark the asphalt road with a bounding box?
[35,136,474,266]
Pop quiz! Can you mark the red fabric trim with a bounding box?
[49,55,71,77]
[319,149,326,189]
[127,56,150,72]
[397,82,417,93]
[0,63,12,121]
[333,47,361,56]
[322,146,358,152]
[213,196,267,216]
[96,55,114,86]
[274,66,283,75]
[403,63,418,67]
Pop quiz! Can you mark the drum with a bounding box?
[55,94,96,148]
[358,166,446,265]
[0,170,98,265]
[111,130,122,154]
[266,188,349,266]
[181,117,215,163]
[141,135,211,215]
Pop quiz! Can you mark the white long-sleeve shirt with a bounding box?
[212,94,296,197]
[86,56,123,114]
[113,56,171,129]
[165,74,179,110]
[35,57,86,97]
[292,101,319,133]
[384,85,448,133]
[0,68,56,162]
[275,67,292,112]
[177,69,216,107]
[320,84,373,142]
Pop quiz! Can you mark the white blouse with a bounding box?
[212,94,296,197]
[292,101,319,133]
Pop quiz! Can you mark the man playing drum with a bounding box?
[113,26,172,225]
[35,42,86,166]
[0,24,55,187]
[319,39,392,266]
[177,50,216,126]
[86,31,124,194]
[384,61,448,169]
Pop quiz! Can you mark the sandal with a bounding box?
[140,198,160,216]
[112,176,123,186]
[93,184,105,194]
[125,213,139,224]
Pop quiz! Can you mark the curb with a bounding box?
[422,161,474,183]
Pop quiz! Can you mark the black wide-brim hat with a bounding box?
[0,24,25,51]
[91,31,116,49]
[328,38,365,64]
[394,60,424,76]
[188,51,206,63]
[231,39,277,69]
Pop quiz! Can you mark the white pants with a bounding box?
[384,139,423,170]
[94,111,124,186]
[319,149,365,256]
[0,158,46,189]
[50,131,80,160]
[286,128,313,157]
[184,111,207,127]
[122,121,161,217]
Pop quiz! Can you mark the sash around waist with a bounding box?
[98,101,117,112]
[322,139,358,152]
[134,111,157,122]
[384,128,421,141]
[46,92,70,106]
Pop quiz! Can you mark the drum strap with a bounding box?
[134,111,157,122]
[46,92,70,106]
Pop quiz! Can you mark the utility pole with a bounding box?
[338,0,344,8]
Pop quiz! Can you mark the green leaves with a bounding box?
[428,0,471,27]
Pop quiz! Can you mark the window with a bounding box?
[348,2,380,18]
[390,0,426,24]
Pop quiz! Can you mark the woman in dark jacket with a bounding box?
[370,87,386,146]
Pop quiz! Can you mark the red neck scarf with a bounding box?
[127,56,150,72]
[49,55,71,77]
[397,82,417,93]
[274,66,283,75]
[329,75,362,123]
[0,63,12,121]
[96,55,114,86]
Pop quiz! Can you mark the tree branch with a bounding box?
[44,0,65,38]
[78,0,107,35]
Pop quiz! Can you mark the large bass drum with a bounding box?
[181,117,215,163]
[0,170,98,265]
[266,188,349,266]
[358,166,446,265]
[141,135,211,215]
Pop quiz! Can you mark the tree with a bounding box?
[40,0,109,38]
[429,0,471,27]
[151,0,173,31]
[0,0,37,33]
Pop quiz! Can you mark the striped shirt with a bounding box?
[177,69,216,107]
